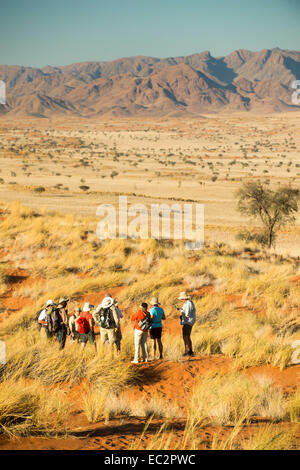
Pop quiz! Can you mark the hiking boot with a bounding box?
[142,358,148,363]
[188,351,194,357]
[183,351,189,357]
[131,360,139,364]
[159,355,163,360]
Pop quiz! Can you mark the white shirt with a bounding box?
[38,308,48,323]
[181,300,196,326]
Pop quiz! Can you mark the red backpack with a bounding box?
[77,316,90,334]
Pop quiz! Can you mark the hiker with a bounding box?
[177,291,196,357]
[97,294,123,352]
[53,297,70,350]
[69,307,81,345]
[149,297,165,360]
[114,300,123,352]
[130,302,152,364]
[37,299,56,341]
[77,302,97,351]
[93,295,119,350]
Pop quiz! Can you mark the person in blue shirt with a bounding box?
[149,297,165,360]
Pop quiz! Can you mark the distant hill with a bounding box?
[1,48,299,117]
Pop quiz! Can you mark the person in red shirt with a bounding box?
[77,302,97,352]
[131,302,149,364]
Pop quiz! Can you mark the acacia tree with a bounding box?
[236,182,300,249]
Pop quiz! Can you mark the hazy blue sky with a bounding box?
[1,0,299,67]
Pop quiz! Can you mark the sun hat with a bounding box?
[46,299,56,307]
[105,293,119,306]
[101,297,114,309]
[58,297,69,304]
[177,291,190,300]
[150,296,160,305]
[82,302,94,312]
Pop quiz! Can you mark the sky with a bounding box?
[0,0,299,67]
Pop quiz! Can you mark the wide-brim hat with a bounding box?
[101,297,114,309]
[105,293,118,306]
[46,299,56,307]
[150,297,160,305]
[178,291,190,300]
[58,297,69,304]
[82,302,94,312]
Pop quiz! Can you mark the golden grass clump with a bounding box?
[82,388,181,423]
[190,371,287,427]
[241,424,297,450]
[0,379,70,437]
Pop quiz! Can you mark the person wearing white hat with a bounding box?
[106,295,123,352]
[38,300,56,342]
[77,303,97,351]
[93,295,119,350]
[177,292,196,357]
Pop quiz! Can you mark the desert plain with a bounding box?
[0,112,299,450]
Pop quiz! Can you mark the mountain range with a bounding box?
[0,48,300,117]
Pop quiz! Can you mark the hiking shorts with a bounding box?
[182,324,193,338]
[150,327,162,340]
[100,327,116,344]
[70,331,80,342]
[79,330,96,344]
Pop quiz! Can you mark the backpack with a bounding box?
[77,316,90,334]
[99,307,116,329]
[138,312,153,331]
[51,309,62,333]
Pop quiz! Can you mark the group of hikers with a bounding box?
[37,291,196,362]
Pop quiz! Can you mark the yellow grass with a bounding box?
[190,371,287,426]
[0,379,70,437]
[0,200,299,447]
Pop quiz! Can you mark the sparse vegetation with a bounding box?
[236,182,300,248]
